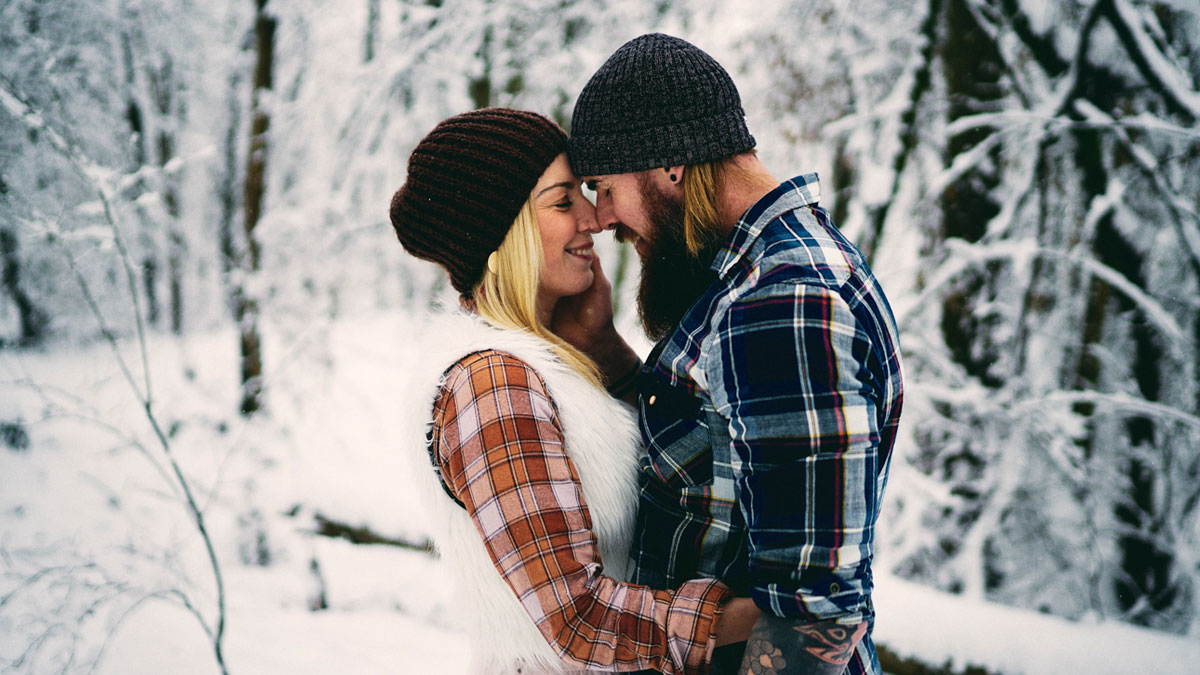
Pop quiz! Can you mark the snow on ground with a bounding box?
[873,570,1200,674]
[2,311,1198,673]
[95,593,470,674]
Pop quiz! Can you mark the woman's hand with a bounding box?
[714,597,761,647]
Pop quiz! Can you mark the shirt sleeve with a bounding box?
[706,279,880,623]
[430,349,731,674]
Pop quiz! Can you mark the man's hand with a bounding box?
[551,255,640,401]
[715,598,762,647]
[551,254,617,351]
[736,615,866,674]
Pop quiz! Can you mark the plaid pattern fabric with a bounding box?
[629,174,904,675]
[429,350,731,673]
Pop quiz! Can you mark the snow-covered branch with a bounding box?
[1104,0,1200,122]
[900,239,1191,355]
[1073,98,1200,280]
[1017,390,1200,431]
[944,109,1200,141]
[1,78,153,401]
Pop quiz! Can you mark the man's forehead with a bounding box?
[583,174,621,188]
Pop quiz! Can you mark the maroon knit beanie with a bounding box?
[389,108,567,295]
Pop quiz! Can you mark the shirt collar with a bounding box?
[711,173,822,278]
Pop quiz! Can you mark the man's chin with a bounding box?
[637,267,717,343]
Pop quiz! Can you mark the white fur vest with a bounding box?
[399,312,642,673]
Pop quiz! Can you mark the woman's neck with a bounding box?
[535,294,555,329]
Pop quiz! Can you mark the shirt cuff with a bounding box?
[666,578,733,674]
[605,357,642,398]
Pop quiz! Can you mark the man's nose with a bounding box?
[594,196,618,231]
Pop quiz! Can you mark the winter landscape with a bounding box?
[2,0,1199,673]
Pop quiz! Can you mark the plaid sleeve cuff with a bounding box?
[666,578,733,674]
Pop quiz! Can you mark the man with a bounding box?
[554,34,904,674]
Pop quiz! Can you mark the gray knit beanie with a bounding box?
[568,33,756,176]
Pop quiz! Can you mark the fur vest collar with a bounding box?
[399,312,641,673]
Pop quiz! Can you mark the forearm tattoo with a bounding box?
[737,614,867,674]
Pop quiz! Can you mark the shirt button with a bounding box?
[648,395,657,405]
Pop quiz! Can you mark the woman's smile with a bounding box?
[566,241,594,261]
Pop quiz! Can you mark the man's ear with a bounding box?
[663,165,684,185]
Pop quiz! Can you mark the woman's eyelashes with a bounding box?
[555,185,590,210]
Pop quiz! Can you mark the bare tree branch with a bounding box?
[0,76,229,675]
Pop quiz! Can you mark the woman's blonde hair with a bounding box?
[471,198,603,388]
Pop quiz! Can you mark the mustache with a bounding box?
[614,223,638,245]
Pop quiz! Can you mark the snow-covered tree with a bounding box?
[2,2,1198,664]
[835,0,1200,634]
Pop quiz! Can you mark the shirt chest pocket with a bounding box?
[640,378,715,489]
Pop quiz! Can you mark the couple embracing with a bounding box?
[389,33,904,675]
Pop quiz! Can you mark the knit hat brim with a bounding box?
[568,109,754,177]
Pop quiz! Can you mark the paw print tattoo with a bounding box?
[746,639,788,674]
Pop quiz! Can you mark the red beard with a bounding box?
[630,176,721,342]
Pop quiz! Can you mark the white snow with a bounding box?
[3,314,1198,673]
[4,0,1200,671]
[873,570,1200,675]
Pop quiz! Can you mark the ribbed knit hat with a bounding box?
[568,33,755,177]
[390,108,567,294]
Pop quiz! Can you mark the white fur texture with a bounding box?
[397,312,642,673]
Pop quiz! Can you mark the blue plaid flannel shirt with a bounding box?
[629,174,903,674]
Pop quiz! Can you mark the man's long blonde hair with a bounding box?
[680,149,758,256]
[471,198,603,388]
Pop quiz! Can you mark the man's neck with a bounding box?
[716,153,779,235]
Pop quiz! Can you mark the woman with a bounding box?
[389,108,757,673]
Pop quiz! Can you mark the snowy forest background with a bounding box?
[2,0,1199,672]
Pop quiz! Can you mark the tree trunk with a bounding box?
[364,0,380,63]
[0,228,48,346]
[218,72,243,315]
[937,0,1007,387]
[238,0,275,416]
[120,23,159,330]
[150,57,185,336]
[865,0,941,266]
[142,258,160,326]
[469,23,493,109]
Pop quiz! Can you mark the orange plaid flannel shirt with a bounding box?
[429,350,731,673]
